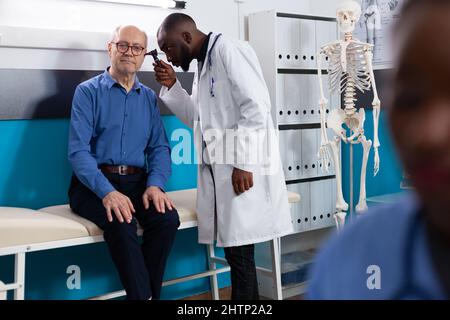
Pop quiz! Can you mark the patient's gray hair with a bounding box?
[110,25,148,48]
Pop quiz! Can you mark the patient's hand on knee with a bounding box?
[103,191,135,224]
[142,186,176,214]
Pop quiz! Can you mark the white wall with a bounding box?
[0,0,239,70]
[238,0,338,40]
[0,0,339,70]
[0,0,239,38]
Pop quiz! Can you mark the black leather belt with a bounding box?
[99,165,145,176]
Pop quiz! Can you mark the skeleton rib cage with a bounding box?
[322,40,374,109]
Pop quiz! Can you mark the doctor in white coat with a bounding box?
[153,13,293,300]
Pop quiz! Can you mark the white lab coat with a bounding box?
[160,33,293,247]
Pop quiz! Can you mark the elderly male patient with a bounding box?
[68,25,179,300]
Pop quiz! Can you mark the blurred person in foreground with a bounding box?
[307,0,450,299]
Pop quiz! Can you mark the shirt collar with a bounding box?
[197,32,212,64]
[103,67,142,94]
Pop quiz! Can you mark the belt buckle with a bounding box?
[118,165,127,176]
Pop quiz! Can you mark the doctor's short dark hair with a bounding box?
[159,13,197,34]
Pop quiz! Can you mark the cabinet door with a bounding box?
[284,74,304,124]
[284,74,301,124]
[278,130,288,179]
[301,129,319,178]
[302,74,316,124]
[310,179,331,229]
[298,182,311,231]
[324,178,337,227]
[293,130,303,180]
[276,16,290,68]
[276,74,287,125]
[280,130,296,180]
[299,19,316,69]
[309,180,322,230]
[315,20,337,61]
[321,179,334,228]
[277,17,300,68]
[298,74,310,124]
[309,74,320,124]
[287,183,301,232]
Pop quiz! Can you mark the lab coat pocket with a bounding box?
[209,79,233,115]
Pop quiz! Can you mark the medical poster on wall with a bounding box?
[353,0,405,69]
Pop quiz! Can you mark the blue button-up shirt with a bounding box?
[68,69,171,199]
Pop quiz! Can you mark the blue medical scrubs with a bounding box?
[307,193,447,299]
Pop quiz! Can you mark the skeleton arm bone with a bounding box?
[317,50,329,143]
[317,49,332,172]
[364,47,381,176]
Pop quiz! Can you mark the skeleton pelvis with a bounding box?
[327,108,366,137]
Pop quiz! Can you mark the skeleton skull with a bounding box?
[336,0,362,33]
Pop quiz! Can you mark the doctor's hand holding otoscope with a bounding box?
[146,49,177,89]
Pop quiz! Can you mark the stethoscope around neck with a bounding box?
[207,33,222,98]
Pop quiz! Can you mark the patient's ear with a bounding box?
[107,43,113,57]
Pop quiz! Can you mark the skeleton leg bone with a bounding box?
[329,136,348,212]
[355,135,372,213]
[372,105,381,176]
[330,135,348,230]
[334,211,347,231]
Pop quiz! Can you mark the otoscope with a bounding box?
[146,49,162,67]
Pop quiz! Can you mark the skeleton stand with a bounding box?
[350,144,354,222]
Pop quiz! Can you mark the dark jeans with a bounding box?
[68,173,179,300]
[224,244,259,300]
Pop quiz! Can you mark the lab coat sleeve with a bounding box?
[159,79,196,129]
[219,41,271,173]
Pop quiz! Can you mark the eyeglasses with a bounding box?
[111,42,146,56]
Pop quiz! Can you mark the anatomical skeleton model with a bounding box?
[317,0,381,230]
